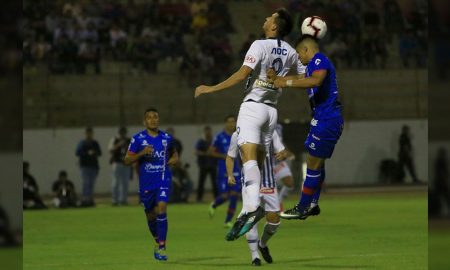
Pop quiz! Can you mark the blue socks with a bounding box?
[298,168,322,211]
[311,168,325,205]
[157,213,168,249]
[212,195,228,208]
[225,195,238,223]
[147,219,158,244]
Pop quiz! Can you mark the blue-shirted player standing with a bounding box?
[124,108,179,261]
[208,115,242,228]
[270,36,344,220]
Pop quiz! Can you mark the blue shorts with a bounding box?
[140,186,170,213]
[304,117,344,159]
[217,171,242,194]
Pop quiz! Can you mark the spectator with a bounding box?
[77,38,101,74]
[75,127,102,207]
[108,127,132,206]
[166,127,183,157]
[399,29,420,68]
[48,34,78,74]
[23,161,47,210]
[397,125,421,183]
[52,171,78,208]
[132,34,159,73]
[0,205,17,246]
[195,126,218,202]
[170,163,194,203]
[109,23,128,60]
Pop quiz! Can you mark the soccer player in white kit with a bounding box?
[195,8,305,238]
[225,130,290,265]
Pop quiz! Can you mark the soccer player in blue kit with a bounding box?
[124,108,179,261]
[208,115,241,228]
[269,36,344,220]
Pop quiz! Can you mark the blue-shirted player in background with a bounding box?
[269,36,344,220]
[208,115,242,228]
[124,108,178,261]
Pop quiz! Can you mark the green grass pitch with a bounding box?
[24,192,427,270]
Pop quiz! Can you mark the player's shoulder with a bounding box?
[159,130,172,140]
[131,130,146,143]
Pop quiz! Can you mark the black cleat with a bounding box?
[225,214,247,241]
[279,205,308,220]
[237,206,265,236]
[251,258,261,266]
[258,241,273,263]
[307,205,321,216]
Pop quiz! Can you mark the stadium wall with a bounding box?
[23,119,427,196]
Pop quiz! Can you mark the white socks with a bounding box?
[246,226,260,260]
[243,160,261,213]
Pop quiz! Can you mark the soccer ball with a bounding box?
[301,16,327,40]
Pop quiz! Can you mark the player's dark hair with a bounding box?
[295,34,319,48]
[85,126,93,133]
[144,107,158,116]
[224,114,236,122]
[275,8,293,39]
[59,170,67,177]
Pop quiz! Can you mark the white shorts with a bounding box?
[236,101,278,151]
[260,187,280,212]
[240,186,280,214]
[274,161,293,182]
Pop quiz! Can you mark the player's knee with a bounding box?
[282,176,294,188]
[157,202,167,214]
[307,155,325,170]
[266,212,280,223]
[146,211,157,221]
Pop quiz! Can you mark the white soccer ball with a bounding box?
[301,16,327,40]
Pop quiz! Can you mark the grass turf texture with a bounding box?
[24,192,427,270]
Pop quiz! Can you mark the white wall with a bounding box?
[0,153,22,229]
[23,119,428,196]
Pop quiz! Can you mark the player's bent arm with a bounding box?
[225,155,236,185]
[194,65,253,97]
[167,150,179,166]
[124,151,141,165]
[275,70,327,88]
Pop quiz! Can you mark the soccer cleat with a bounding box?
[224,222,233,228]
[258,241,273,263]
[238,206,265,237]
[225,215,247,241]
[279,205,308,220]
[251,258,261,266]
[307,205,321,216]
[153,244,159,260]
[154,248,168,261]
[208,203,215,218]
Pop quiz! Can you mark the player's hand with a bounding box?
[195,85,211,98]
[266,68,277,83]
[228,176,236,186]
[140,146,153,156]
[167,158,178,166]
[273,78,285,88]
[275,150,295,161]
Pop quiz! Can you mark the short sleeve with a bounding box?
[227,132,239,158]
[311,54,329,72]
[127,136,140,154]
[242,41,263,70]
[272,130,285,153]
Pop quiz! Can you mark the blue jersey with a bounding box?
[306,52,342,120]
[213,131,240,180]
[128,130,174,192]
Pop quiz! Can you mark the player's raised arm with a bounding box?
[194,65,253,98]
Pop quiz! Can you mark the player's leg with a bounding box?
[309,164,325,216]
[276,163,294,209]
[258,193,280,264]
[155,201,168,260]
[280,154,324,219]
[140,192,160,259]
[225,190,239,227]
[245,225,261,266]
[209,178,229,218]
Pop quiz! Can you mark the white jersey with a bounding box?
[242,39,306,105]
